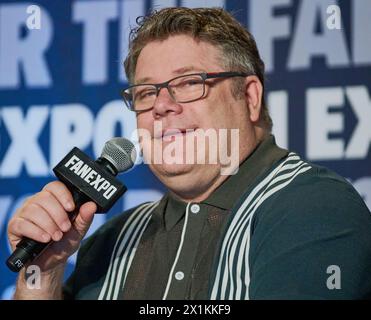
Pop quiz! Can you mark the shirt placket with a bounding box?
[162,202,207,299]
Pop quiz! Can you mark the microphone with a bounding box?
[6,138,136,273]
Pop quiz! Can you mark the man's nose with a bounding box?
[152,87,183,118]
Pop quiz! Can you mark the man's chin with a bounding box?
[151,162,195,177]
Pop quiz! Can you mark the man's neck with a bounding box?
[170,172,231,203]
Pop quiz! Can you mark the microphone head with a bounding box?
[101,138,136,173]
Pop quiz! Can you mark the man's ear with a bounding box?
[244,75,263,123]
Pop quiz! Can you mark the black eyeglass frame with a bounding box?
[121,71,250,112]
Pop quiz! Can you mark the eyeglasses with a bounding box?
[121,71,249,113]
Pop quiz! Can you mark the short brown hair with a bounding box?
[124,7,272,131]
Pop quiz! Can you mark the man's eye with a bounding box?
[136,89,156,99]
[183,79,202,86]
[175,78,203,88]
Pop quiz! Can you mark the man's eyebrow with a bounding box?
[134,76,151,85]
[173,66,204,75]
[134,66,204,84]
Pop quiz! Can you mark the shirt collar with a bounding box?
[153,135,288,230]
[150,192,187,231]
[202,134,288,210]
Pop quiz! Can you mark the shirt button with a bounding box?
[190,204,200,214]
[175,271,184,280]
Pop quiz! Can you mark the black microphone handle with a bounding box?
[6,189,89,273]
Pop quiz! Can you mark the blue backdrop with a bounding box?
[1,0,370,299]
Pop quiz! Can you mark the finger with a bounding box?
[24,203,64,242]
[8,217,51,248]
[34,190,72,233]
[72,201,97,237]
[43,181,75,212]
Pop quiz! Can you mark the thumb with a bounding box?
[72,201,97,238]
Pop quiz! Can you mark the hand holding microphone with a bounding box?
[6,138,136,273]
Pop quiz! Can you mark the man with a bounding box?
[8,7,371,300]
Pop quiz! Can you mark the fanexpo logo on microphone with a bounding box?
[64,155,117,200]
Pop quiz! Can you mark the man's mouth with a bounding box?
[154,128,197,139]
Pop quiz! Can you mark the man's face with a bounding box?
[134,35,256,200]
